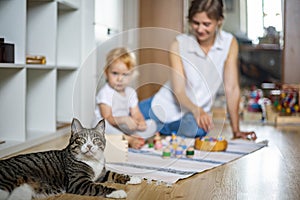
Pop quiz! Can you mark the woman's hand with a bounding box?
[233,131,257,140]
[193,108,214,132]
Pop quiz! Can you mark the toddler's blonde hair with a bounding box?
[105,47,136,73]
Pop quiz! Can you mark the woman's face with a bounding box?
[190,12,222,44]
[106,59,132,93]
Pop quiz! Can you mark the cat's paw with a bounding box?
[127,176,142,185]
[106,190,127,199]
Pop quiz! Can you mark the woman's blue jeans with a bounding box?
[138,97,207,138]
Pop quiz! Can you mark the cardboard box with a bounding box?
[104,134,128,163]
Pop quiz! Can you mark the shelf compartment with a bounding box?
[0,0,26,64]
[26,68,56,134]
[0,68,26,141]
[56,8,81,67]
[26,0,57,66]
[57,69,78,123]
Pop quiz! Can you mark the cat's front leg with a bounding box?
[68,179,127,198]
[109,171,142,185]
[126,176,142,185]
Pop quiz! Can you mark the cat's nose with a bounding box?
[87,144,92,150]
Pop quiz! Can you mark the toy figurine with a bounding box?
[162,147,171,159]
[153,132,161,144]
[175,146,183,158]
[186,146,195,158]
[154,140,163,150]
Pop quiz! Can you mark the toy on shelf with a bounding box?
[26,55,46,64]
[247,85,264,112]
[273,88,299,115]
[194,136,228,152]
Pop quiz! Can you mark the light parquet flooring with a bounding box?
[2,122,300,200]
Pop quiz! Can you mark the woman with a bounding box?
[139,0,257,140]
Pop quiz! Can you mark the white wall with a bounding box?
[76,0,139,127]
[94,0,124,43]
[73,0,96,127]
[223,0,241,34]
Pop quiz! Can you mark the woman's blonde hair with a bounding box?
[105,47,136,73]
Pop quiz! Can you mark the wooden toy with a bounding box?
[273,87,299,115]
[194,136,228,151]
[162,147,171,158]
[153,132,161,144]
[154,140,163,150]
[186,146,195,158]
[170,133,178,150]
[179,139,187,150]
[175,146,183,158]
[148,142,154,148]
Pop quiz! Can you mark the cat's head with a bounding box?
[69,118,106,160]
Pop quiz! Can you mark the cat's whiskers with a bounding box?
[78,135,101,159]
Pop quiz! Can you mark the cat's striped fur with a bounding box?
[0,118,141,199]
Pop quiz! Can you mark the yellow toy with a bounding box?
[194,136,228,152]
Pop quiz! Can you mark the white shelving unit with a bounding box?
[0,0,94,157]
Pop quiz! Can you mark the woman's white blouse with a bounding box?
[152,31,233,122]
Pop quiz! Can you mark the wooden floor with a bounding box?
[3,122,300,200]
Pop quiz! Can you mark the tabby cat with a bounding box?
[0,118,141,200]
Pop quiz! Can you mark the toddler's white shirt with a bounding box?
[94,83,138,122]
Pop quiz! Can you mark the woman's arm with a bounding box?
[223,37,240,134]
[169,40,213,132]
[223,37,256,140]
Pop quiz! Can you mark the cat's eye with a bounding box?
[75,138,85,144]
[93,138,101,144]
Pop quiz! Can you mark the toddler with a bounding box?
[94,47,157,149]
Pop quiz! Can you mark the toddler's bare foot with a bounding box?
[124,134,145,149]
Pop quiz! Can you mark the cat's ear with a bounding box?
[94,119,105,133]
[71,118,84,134]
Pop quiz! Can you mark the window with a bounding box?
[246,0,283,44]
